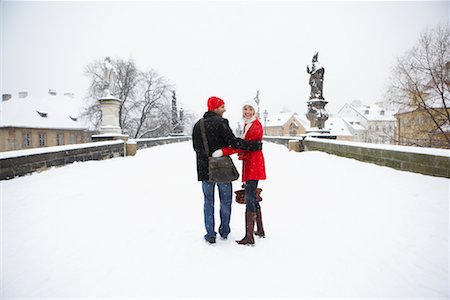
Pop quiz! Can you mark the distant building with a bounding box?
[0,91,95,152]
[264,112,352,141]
[395,107,450,148]
[265,112,307,137]
[337,103,397,144]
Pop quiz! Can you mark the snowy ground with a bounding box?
[1,142,449,299]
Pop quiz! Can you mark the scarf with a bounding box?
[241,116,257,139]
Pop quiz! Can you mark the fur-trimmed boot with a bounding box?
[254,208,265,238]
[236,211,256,246]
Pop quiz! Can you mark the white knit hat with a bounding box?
[243,99,259,114]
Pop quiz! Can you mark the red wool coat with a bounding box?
[222,118,266,182]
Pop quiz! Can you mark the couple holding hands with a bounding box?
[192,96,266,246]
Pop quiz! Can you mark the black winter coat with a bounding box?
[192,111,261,181]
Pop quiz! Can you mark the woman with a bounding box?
[213,99,266,246]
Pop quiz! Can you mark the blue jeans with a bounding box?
[244,180,260,213]
[202,181,232,240]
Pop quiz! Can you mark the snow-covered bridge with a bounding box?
[2,141,449,298]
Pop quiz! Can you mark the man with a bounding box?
[192,96,262,244]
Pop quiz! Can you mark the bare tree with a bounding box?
[82,57,175,138]
[131,69,173,138]
[387,25,450,147]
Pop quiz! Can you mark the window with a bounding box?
[289,123,298,136]
[38,133,46,146]
[69,133,77,144]
[36,111,48,118]
[56,133,64,145]
[23,132,31,147]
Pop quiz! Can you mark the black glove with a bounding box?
[247,140,263,151]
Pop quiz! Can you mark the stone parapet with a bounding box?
[0,136,191,180]
[262,136,449,178]
[0,140,125,180]
[135,136,191,150]
[303,137,450,178]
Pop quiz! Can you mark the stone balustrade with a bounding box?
[0,136,191,180]
[263,136,450,178]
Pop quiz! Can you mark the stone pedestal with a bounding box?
[126,141,137,156]
[288,140,301,152]
[306,98,331,135]
[306,99,329,129]
[91,96,128,142]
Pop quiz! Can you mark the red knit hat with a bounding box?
[207,96,225,111]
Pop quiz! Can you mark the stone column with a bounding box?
[92,96,128,142]
[99,97,122,135]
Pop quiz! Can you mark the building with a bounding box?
[264,112,307,137]
[1,90,94,152]
[264,112,352,140]
[337,103,397,144]
[395,107,450,148]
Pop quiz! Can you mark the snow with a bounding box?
[305,136,450,157]
[341,117,367,131]
[0,92,88,130]
[265,112,352,137]
[265,112,298,127]
[1,142,449,298]
[351,103,397,122]
[324,117,353,136]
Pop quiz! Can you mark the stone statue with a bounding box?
[306,52,325,100]
[305,52,329,131]
[103,57,118,97]
[254,90,260,119]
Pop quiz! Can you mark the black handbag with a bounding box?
[200,118,239,183]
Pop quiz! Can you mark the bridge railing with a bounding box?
[264,136,450,178]
[3,135,447,180]
[0,136,191,180]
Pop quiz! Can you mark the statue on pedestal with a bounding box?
[103,57,118,97]
[306,52,325,100]
[305,52,329,131]
[92,56,126,140]
[254,90,260,119]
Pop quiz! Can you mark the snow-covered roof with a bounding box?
[324,117,353,136]
[352,104,396,121]
[265,112,297,127]
[266,111,352,136]
[0,92,89,130]
[396,96,450,114]
[341,117,366,131]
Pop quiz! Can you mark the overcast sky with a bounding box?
[1,1,449,127]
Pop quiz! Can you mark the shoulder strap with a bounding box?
[199,118,210,156]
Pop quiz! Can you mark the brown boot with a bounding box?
[255,208,265,238]
[236,211,256,246]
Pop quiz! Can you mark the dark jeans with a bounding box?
[202,181,232,240]
[244,180,260,213]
